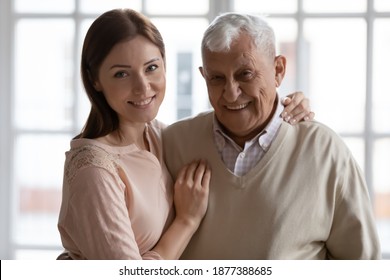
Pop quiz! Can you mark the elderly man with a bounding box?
[163,12,380,259]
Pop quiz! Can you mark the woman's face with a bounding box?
[95,35,166,126]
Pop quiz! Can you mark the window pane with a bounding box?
[375,0,390,11]
[304,19,366,133]
[146,0,208,15]
[373,19,390,133]
[80,0,141,14]
[151,18,209,124]
[373,139,390,195]
[303,0,366,12]
[14,0,74,13]
[13,134,70,247]
[234,0,297,14]
[14,20,74,130]
[267,18,297,94]
[373,139,390,254]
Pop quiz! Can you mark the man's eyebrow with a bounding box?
[109,57,160,69]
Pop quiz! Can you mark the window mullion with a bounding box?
[365,0,374,199]
[72,0,81,136]
[296,0,307,95]
[0,0,13,260]
[208,0,233,23]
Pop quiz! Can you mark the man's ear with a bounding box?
[199,66,205,78]
[274,55,286,88]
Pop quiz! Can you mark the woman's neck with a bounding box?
[96,122,150,150]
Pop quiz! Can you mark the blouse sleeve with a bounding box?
[63,166,163,260]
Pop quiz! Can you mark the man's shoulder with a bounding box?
[294,120,341,139]
[287,120,350,154]
[165,110,214,133]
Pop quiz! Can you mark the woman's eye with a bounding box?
[146,64,158,72]
[114,71,128,78]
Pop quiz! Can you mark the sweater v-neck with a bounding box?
[205,116,290,185]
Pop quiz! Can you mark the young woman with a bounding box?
[57,9,313,260]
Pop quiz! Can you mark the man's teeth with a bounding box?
[131,97,153,106]
[226,103,249,110]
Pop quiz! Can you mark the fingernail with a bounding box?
[285,115,291,122]
[290,118,297,124]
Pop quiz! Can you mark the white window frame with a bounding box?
[0,0,389,259]
[0,0,13,260]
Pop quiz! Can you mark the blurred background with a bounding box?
[0,0,389,259]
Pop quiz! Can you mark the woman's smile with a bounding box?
[128,95,156,108]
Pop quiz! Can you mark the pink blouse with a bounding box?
[57,120,174,259]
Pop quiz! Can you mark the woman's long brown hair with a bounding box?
[76,9,165,140]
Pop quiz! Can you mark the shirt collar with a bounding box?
[213,94,283,152]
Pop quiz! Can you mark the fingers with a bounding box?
[176,160,211,189]
[288,111,308,124]
[201,165,211,189]
[305,111,315,121]
[193,160,211,189]
[173,160,211,225]
[281,91,304,105]
[193,161,205,186]
[184,161,198,184]
[281,91,315,123]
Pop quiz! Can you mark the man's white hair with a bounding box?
[201,12,276,58]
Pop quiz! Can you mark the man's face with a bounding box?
[200,33,285,143]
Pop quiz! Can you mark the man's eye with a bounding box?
[240,71,253,80]
[208,75,224,85]
[114,71,128,78]
[210,75,223,80]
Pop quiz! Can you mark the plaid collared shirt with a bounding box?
[213,97,283,176]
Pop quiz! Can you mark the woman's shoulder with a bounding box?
[69,139,119,161]
[65,139,119,184]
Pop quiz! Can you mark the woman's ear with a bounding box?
[274,55,286,88]
[88,69,102,91]
[93,81,102,92]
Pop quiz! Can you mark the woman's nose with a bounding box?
[132,74,150,95]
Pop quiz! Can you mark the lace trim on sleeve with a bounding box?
[65,144,120,185]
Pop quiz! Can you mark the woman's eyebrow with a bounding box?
[144,57,160,65]
[109,57,160,69]
[110,64,131,69]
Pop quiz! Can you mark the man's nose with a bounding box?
[223,79,241,103]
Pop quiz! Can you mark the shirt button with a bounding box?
[239,152,245,158]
